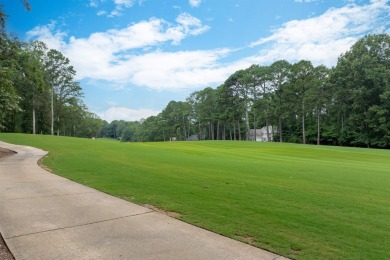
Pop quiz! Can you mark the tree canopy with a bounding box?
[0,3,103,136]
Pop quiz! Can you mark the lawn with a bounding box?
[1,133,389,259]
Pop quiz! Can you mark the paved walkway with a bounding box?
[0,141,288,260]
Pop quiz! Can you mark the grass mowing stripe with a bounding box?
[0,133,389,259]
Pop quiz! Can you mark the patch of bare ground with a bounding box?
[143,204,182,218]
[0,233,14,260]
[236,234,256,246]
[0,148,16,158]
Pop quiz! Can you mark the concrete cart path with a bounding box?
[0,141,288,260]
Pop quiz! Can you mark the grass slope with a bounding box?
[1,133,389,259]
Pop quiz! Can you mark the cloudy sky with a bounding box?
[5,0,390,122]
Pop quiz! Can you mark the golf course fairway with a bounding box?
[1,133,389,259]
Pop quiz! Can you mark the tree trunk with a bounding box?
[198,121,201,140]
[57,115,60,136]
[265,111,270,142]
[217,121,220,140]
[245,109,250,141]
[317,106,321,145]
[278,116,283,142]
[263,84,270,141]
[208,121,211,140]
[253,110,257,141]
[233,121,236,140]
[211,121,215,140]
[183,116,187,141]
[253,91,257,141]
[51,86,54,135]
[188,118,191,139]
[32,107,36,135]
[237,119,241,141]
[302,101,306,144]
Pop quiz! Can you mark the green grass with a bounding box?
[1,133,390,259]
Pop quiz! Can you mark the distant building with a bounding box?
[169,137,177,141]
[186,135,199,141]
[249,126,275,142]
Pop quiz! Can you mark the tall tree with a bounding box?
[0,1,33,130]
[188,87,216,140]
[44,49,77,135]
[247,65,273,141]
[0,66,21,130]
[55,81,83,135]
[17,41,49,134]
[0,26,22,130]
[330,34,390,147]
[224,70,250,140]
[312,65,330,145]
[289,60,315,144]
[269,60,291,142]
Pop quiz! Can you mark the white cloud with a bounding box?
[97,10,107,16]
[27,13,213,89]
[107,0,136,18]
[250,0,390,67]
[26,21,66,51]
[29,13,209,52]
[89,0,99,8]
[89,0,135,17]
[27,0,389,93]
[108,10,121,17]
[127,49,236,89]
[114,0,133,8]
[175,13,210,38]
[189,0,202,7]
[100,107,160,122]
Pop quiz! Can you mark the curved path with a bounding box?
[0,141,287,260]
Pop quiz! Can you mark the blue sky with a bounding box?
[4,0,390,122]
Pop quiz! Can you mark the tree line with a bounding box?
[0,3,103,138]
[100,34,390,148]
[1,3,389,148]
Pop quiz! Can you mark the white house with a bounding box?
[249,126,275,142]
[186,135,199,141]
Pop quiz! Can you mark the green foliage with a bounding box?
[120,127,132,142]
[330,34,390,147]
[106,34,388,148]
[0,67,22,129]
[0,2,103,137]
[187,87,217,140]
[1,133,390,259]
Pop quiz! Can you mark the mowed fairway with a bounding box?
[1,134,389,259]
